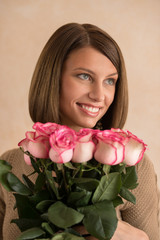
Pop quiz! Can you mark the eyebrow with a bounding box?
[73,67,118,77]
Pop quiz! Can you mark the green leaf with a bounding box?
[45,170,59,198]
[48,201,84,228]
[72,178,99,191]
[11,218,42,232]
[110,163,126,173]
[7,173,32,195]
[51,232,85,240]
[67,189,92,207]
[103,164,111,175]
[41,213,49,222]
[0,160,12,191]
[41,222,56,235]
[0,159,12,171]
[78,200,117,240]
[92,172,121,203]
[14,194,41,220]
[30,155,41,173]
[112,196,124,208]
[122,166,138,189]
[22,174,35,192]
[35,239,50,240]
[120,186,136,204]
[29,190,51,206]
[36,200,54,213]
[127,182,139,190]
[35,172,46,191]
[82,168,101,179]
[20,149,40,174]
[64,162,77,170]
[16,227,45,240]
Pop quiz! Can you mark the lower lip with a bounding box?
[77,104,100,117]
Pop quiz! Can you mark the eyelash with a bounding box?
[77,73,90,80]
[77,73,116,86]
[105,78,115,86]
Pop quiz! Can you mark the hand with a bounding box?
[74,221,149,240]
[111,220,149,240]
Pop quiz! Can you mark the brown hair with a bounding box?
[29,23,128,129]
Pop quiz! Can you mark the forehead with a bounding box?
[63,47,117,74]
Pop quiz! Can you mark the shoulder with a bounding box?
[0,148,33,179]
[119,153,158,211]
[137,153,154,167]
[0,148,23,163]
[127,153,158,207]
[119,153,160,239]
[136,153,157,180]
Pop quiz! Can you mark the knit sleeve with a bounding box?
[0,150,10,240]
[120,154,159,240]
[0,184,5,239]
[0,149,24,240]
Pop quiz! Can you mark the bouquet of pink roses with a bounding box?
[0,123,147,240]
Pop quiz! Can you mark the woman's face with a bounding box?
[59,47,118,131]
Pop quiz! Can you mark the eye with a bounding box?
[104,78,116,86]
[77,73,90,80]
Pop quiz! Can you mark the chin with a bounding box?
[80,121,97,129]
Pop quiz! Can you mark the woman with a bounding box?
[0,23,159,240]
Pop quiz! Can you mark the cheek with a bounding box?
[60,79,88,104]
[60,79,73,103]
[104,89,115,107]
[110,92,115,104]
[60,83,78,107]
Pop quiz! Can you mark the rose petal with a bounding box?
[124,138,146,166]
[33,122,60,136]
[111,129,147,166]
[18,131,50,159]
[49,148,73,163]
[72,141,95,163]
[27,141,49,159]
[24,154,32,165]
[94,140,118,165]
[94,130,125,165]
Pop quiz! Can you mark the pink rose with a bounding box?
[72,129,96,163]
[49,126,76,163]
[112,129,147,166]
[94,130,125,165]
[18,131,50,165]
[33,122,60,137]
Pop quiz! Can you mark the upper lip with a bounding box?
[77,103,103,108]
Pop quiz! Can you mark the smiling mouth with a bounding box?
[77,103,100,114]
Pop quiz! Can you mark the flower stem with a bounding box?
[61,165,69,194]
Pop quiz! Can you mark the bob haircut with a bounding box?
[29,23,128,129]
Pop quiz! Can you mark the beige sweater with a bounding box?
[0,148,159,240]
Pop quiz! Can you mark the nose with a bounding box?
[88,83,105,102]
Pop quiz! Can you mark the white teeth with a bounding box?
[81,105,99,113]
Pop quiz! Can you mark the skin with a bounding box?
[59,46,149,240]
[60,47,118,131]
[74,220,149,240]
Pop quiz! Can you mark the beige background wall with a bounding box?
[0,0,160,185]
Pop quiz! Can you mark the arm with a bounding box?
[120,154,159,240]
[0,184,5,239]
[76,155,159,240]
[0,151,7,239]
[0,149,24,240]
[74,221,149,240]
